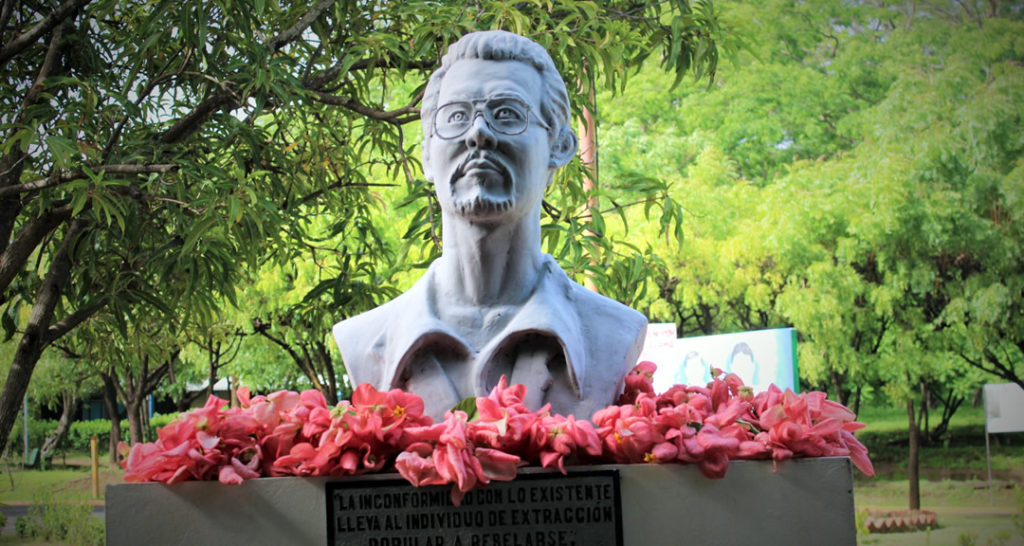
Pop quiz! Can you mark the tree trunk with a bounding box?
[102,374,121,465]
[140,396,150,442]
[125,401,143,445]
[852,385,862,416]
[830,368,847,406]
[920,381,930,446]
[906,398,921,510]
[40,389,76,459]
[0,222,81,455]
[230,375,239,408]
[578,91,599,292]
[315,340,339,405]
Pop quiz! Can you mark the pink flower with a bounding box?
[530,414,601,472]
[593,403,663,464]
[397,410,521,505]
[396,443,445,486]
[470,376,540,453]
[125,376,873,494]
[475,447,521,482]
[619,361,657,404]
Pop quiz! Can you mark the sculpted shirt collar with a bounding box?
[373,254,586,399]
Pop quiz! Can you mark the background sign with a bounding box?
[635,323,678,376]
[639,327,799,394]
[983,383,1024,434]
[326,471,622,546]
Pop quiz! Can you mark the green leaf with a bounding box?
[450,396,478,421]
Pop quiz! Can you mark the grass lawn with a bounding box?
[0,453,121,504]
[854,402,1024,545]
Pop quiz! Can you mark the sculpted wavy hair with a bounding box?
[421,30,573,144]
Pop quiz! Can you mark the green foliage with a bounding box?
[7,1,1022,476]
[16,493,103,546]
[855,509,870,537]
[66,414,176,452]
[9,413,177,454]
[67,419,124,453]
[0,0,732,451]
[11,417,57,454]
[597,0,1024,419]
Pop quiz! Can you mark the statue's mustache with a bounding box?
[451,152,510,185]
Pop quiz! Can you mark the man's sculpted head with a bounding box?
[421,31,578,221]
[422,31,574,146]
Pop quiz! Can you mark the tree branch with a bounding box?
[157,0,336,145]
[43,299,106,347]
[0,0,15,43]
[252,318,306,368]
[292,179,396,208]
[959,351,1012,384]
[157,93,239,145]
[0,0,90,67]
[0,204,72,296]
[104,370,129,408]
[103,70,177,159]
[310,90,421,123]
[0,163,178,198]
[18,17,65,116]
[142,350,177,395]
[265,0,335,52]
[0,16,66,255]
[303,57,436,91]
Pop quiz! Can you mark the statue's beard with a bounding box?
[448,154,515,219]
[452,192,514,217]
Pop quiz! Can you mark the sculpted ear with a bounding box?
[548,126,577,170]
[422,141,434,182]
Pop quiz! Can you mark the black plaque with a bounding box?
[326,470,622,546]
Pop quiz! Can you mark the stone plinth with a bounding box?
[106,457,856,546]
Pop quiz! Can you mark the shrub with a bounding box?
[18,493,104,546]
[15,515,37,538]
[68,413,181,452]
[68,419,127,452]
[10,417,58,454]
[7,411,185,458]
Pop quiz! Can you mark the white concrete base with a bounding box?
[106,457,856,545]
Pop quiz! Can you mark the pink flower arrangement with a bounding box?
[121,363,874,504]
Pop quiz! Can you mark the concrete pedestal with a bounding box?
[106,457,855,545]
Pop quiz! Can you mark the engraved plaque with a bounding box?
[326,471,622,546]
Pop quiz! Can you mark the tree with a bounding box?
[29,346,99,459]
[0,0,729,455]
[585,5,1022,513]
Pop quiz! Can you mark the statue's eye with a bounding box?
[492,106,523,121]
[446,109,469,124]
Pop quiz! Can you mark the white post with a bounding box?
[985,429,993,505]
[22,396,28,462]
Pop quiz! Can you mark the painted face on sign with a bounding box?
[424,58,555,224]
[731,353,755,383]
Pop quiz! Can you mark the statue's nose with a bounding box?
[464,114,497,150]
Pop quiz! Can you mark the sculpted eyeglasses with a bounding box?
[433,97,550,140]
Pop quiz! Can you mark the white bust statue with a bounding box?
[333,30,647,420]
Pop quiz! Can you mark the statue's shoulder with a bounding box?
[569,282,646,328]
[332,287,424,386]
[333,301,392,345]
[333,268,433,343]
[540,255,647,349]
[544,262,647,409]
